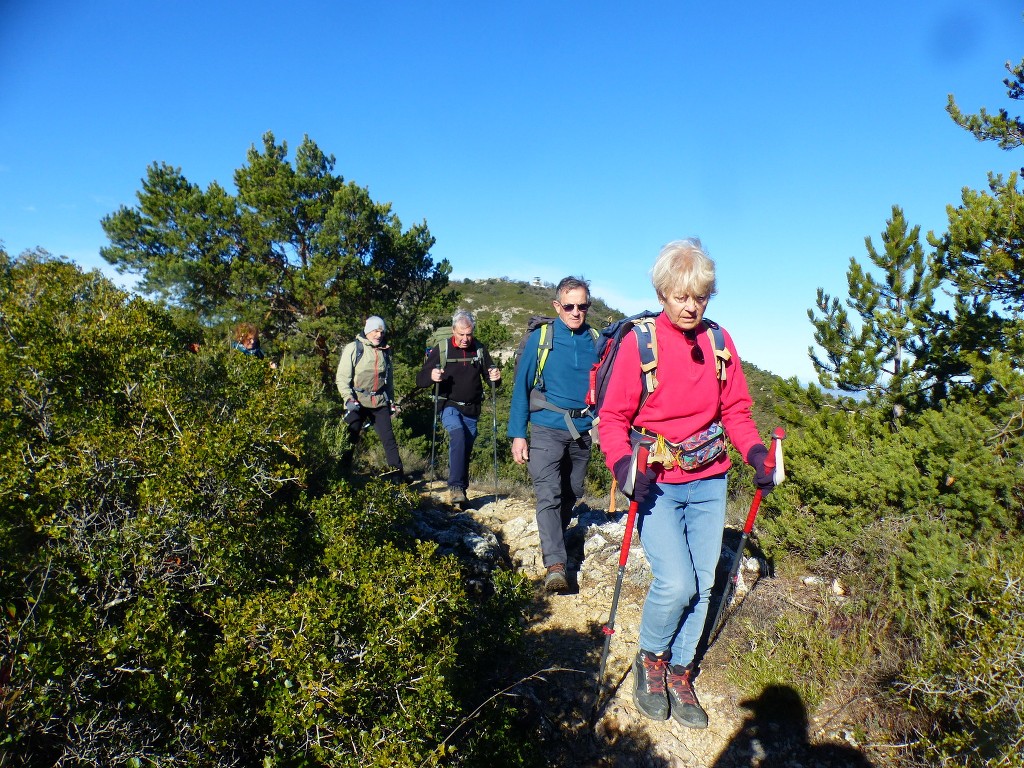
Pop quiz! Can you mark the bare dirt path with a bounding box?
[414,480,881,767]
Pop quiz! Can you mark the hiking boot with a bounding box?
[667,663,708,729]
[544,563,569,593]
[632,650,670,721]
[448,487,467,508]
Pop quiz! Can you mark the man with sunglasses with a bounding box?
[508,276,600,592]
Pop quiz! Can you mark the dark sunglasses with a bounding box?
[685,330,705,364]
[558,302,591,312]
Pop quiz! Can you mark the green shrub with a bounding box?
[898,546,1024,767]
[0,254,536,766]
[759,397,1024,562]
[732,596,877,713]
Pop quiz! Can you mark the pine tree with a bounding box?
[808,205,940,415]
[101,132,456,375]
[946,58,1024,150]
[933,58,1024,433]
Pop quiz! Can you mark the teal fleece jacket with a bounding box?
[507,317,599,439]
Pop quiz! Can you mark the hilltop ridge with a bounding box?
[449,276,625,330]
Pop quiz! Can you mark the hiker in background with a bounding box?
[597,238,775,729]
[232,322,276,367]
[508,276,600,592]
[336,315,404,479]
[416,310,501,509]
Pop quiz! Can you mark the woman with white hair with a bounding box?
[598,239,774,729]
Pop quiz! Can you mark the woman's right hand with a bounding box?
[613,455,655,502]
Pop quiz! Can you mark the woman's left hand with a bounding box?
[746,444,775,496]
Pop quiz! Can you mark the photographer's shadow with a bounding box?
[712,685,874,768]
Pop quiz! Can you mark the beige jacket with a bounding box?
[336,335,393,409]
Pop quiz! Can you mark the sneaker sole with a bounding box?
[671,711,709,729]
[633,693,670,721]
[633,695,670,721]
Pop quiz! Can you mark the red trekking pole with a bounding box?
[707,426,786,646]
[595,443,649,699]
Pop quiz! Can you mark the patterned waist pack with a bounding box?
[631,422,726,471]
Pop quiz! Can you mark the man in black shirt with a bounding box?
[417,310,501,508]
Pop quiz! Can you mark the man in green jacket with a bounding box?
[336,316,403,478]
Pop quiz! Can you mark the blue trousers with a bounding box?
[441,406,478,491]
[636,475,727,667]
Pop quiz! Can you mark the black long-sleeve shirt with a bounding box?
[417,339,498,418]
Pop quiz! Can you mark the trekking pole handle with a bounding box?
[741,427,786,533]
[763,427,785,474]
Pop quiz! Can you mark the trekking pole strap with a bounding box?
[620,440,644,498]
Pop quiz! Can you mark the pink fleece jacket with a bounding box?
[597,312,763,484]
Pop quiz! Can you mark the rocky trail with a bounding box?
[409,480,881,768]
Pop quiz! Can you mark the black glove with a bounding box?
[344,399,361,426]
[613,455,655,503]
[747,444,775,496]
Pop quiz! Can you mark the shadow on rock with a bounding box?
[711,685,874,768]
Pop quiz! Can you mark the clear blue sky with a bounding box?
[1,1,1020,382]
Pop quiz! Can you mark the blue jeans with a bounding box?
[636,475,727,667]
[441,406,478,490]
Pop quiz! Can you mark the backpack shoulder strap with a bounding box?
[353,337,364,367]
[631,317,659,397]
[703,318,731,382]
[459,339,485,370]
[533,320,555,389]
[437,340,448,369]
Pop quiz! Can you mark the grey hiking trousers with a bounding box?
[527,424,592,568]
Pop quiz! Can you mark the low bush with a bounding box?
[898,546,1024,767]
[732,591,877,713]
[0,255,536,766]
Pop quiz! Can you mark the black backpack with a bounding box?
[586,313,730,424]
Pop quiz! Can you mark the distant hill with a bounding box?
[449,276,624,329]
